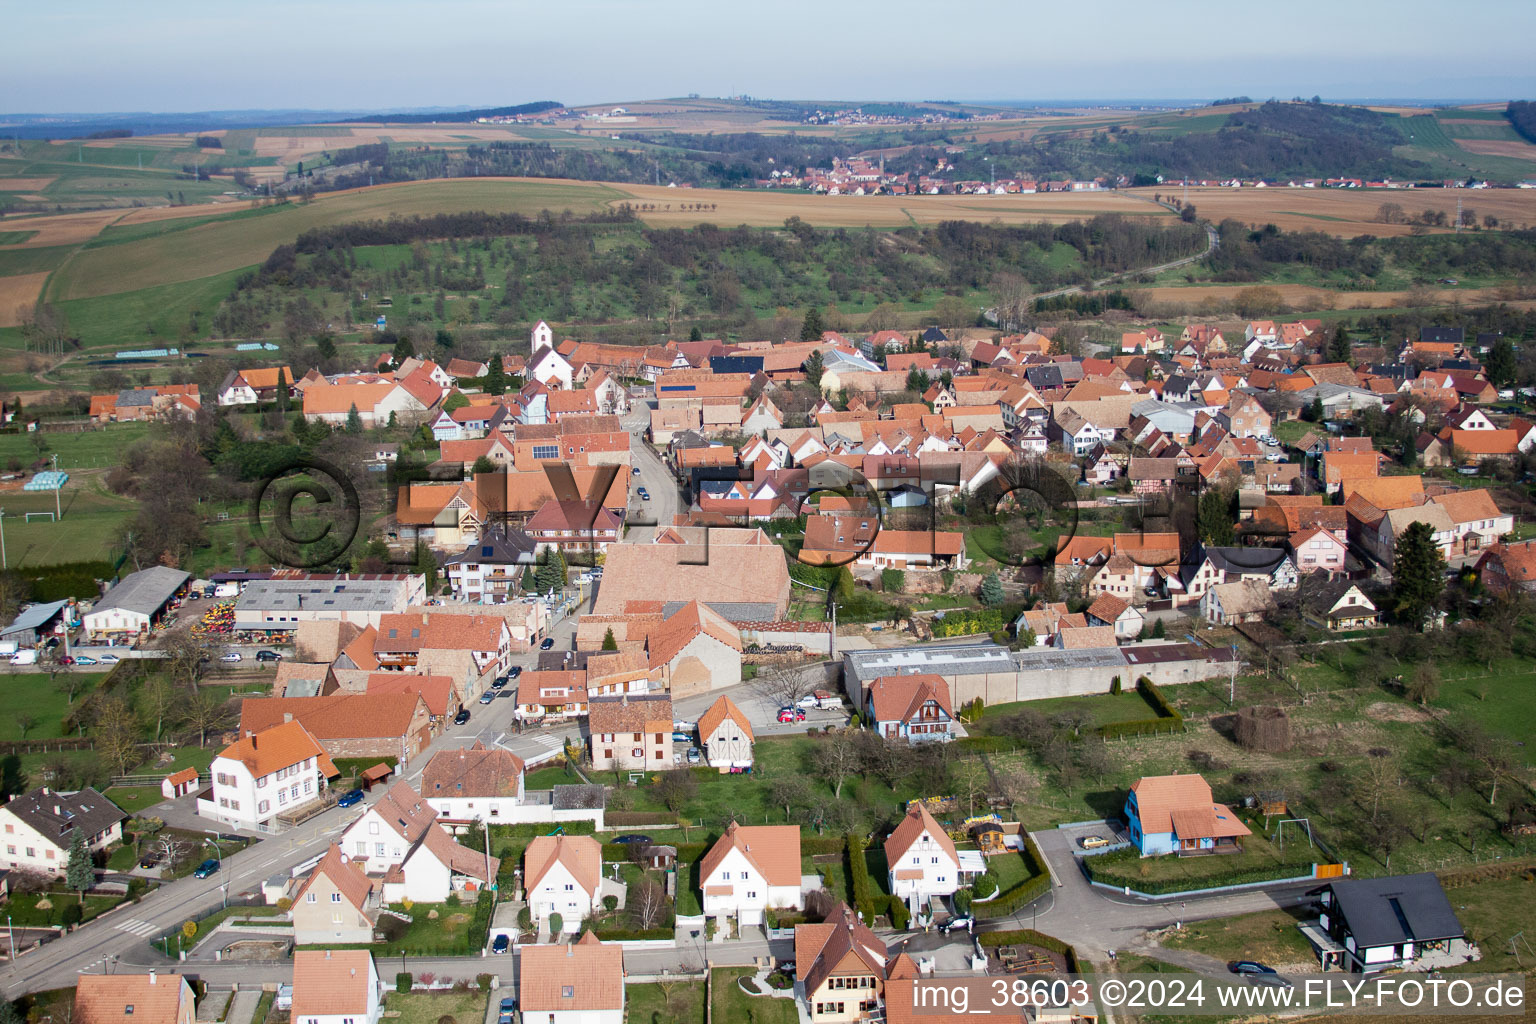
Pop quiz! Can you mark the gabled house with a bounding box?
[419,741,526,823]
[646,600,743,697]
[442,529,538,604]
[290,949,382,1024]
[75,973,197,1024]
[884,803,960,914]
[1302,576,1380,631]
[697,695,754,772]
[795,903,889,1024]
[586,694,673,771]
[866,674,956,744]
[700,821,802,928]
[0,786,126,878]
[516,670,588,721]
[1084,594,1144,639]
[291,845,379,944]
[1473,539,1536,594]
[218,367,294,406]
[202,720,338,829]
[1200,579,1276,625]
[525,500,623,556]
[1292,527,1348,574]
[337,781,498,902]
[518,933,624,1024]
[524,834,602,931]
[1124,773,1251,857]
[1310,873,1470,973]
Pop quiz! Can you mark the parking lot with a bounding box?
[1054,819,1134,856]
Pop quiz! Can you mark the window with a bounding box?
[258,801,270,814]
[748,891,757,899]
[564,883,574,891]
[355,841,366,855]
[4,846,11,855]
[257,776,268,788]
[24,847,34,858]
[332,912,342,924]
[331,892,342,903]
[278,790,288,805]
[369,821,379,834]
[45,849,54,861]
[532,445,558,460]
[306,893,317,903]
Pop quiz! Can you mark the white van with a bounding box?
[9,650,37,666]
[213,583,240,599]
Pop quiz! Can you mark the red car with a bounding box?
[56,656,75,666]
[777,707,806,724]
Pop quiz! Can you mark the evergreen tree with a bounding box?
[1305,396,1325,423]
[1487,337,1517,386]
[1328,326,1353,366]
[413,540,437,592]
[1197,487,1236,546]
[472,455,496,475]
[65,828,92,898]
[275,367,290,414]
[391,335,414,366]
[0,999,23,1024]
[345,403,363,434]
[688,326,703,342]
[1392,520,1446,628]
[803,350,825,391]
[906,368,931,394]
[799,307,825,341]
[485,354,507,396]
[979,573,1006,607]
[1152,618,1166,639]
[601,628,618,651]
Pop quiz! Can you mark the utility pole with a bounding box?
[1455,194,1463,234]
[0,508,7,569]
[51,454,60,519]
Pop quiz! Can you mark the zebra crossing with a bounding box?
[114,918,159,937]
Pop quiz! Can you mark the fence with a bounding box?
[0,737,94,755]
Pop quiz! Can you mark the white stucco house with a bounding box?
[337,782,497,903]
[699,821,802,929]
[419,741,527,823]
[524,834,602,931]
[200,721,336,829]
[291,949,381,1024]
[883,803,961,913]
[0,787,126,877]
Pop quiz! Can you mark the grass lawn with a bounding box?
[803,854,849,906]
[0,671,105,740]
[525,764,581,790]
[977,690,1162,733]
[1085,818,1321,892]
[627,979,706,1024]
[5,891,121,926]
[381,992,487,1024]
[1161,906,1320,967]
[1273,419,1314,445]
[106,844,139,871]
[104,786,166,815]
[0,481,137,566]
[161,829,250,878]
[374,900,484,954]
[136,745,216,776]
[980,847,1033,895]
[0,425,151,470]
[711,968,798,1024]
[1442,876,1536,976]
[619,735,926,832]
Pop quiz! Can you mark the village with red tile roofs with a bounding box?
[2,300,1531,1024]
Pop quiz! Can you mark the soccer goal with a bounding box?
[23,512,55,523]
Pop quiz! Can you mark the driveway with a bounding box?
[1002,827,1322,964]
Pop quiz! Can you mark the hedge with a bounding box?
[1092,677,1185,739]
[846,835,877,922]
[802,836,849,856]
[1437,858,1536,888]
[1082,847,1312,895]
[978,929,1084,973]
[974,835,1052,920]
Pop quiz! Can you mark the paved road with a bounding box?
[990,826,1321,965]
[620,401,677,541]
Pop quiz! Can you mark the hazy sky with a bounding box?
[7,0,1534,113]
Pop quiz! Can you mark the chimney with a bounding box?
[566,943,574,958]
[283,713,294,724]
[325,950,332,959]
[149,971,156,985]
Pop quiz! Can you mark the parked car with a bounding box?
[55,655,74,666]
[480,692,495,704]
[193,859,220,878]
[612,834,653,845]
[491,675,508,690]
[940,916,973,934]
[1079,835,1111,850]
[9,651,36,666]
[256,649,282,662]
[540,637,555,650]
[637,487,650,501]
[671,731,693,743]
[498,999,517,1014]
[777,707,806,724]
[454,708,471,725]
[491,934,510,955]
[336,789,364,808]
[1228,961,1278,977]
[98,654,119,664]
[508,665,523,678]
[219,652,242,663]
[74,655,98,666]
[137,852,162,869]
[632,466,642,475]
[686,747,701,765]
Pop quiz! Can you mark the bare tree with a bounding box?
[754,664,816,711]
[140,677,181,743]
[15,714,36,739]
[654,769,697,813]
[184,692,232,746]
[159,631,216,690]
[92,695,143,776]
[628,876,670,931]
[769,775,809,821]
[953,758,990,814]
[813,729,862,799]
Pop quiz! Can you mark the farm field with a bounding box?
[0,671,106,741]
[1125,185,1536,236]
